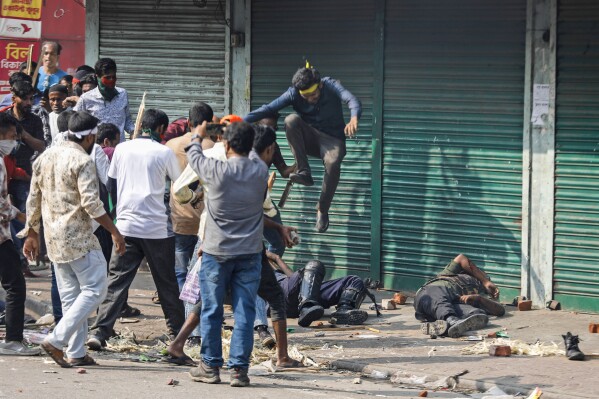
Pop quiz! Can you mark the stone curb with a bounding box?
[0,288,53,318]
[327,358,594,399]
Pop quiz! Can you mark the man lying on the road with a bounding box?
[265,251,373,327]
[415,254,505,338]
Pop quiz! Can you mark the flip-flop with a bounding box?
[41,341,72,368]
[167,354,197,366]
[275,359,305,369]
[68,354,97,366]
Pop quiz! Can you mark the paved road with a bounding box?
[0,355,473,399]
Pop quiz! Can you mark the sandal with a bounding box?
[152,291,161,305]
[275,359,305,369]
[68,354,97,366]
[41,341,72,368]
[166,354,197,366]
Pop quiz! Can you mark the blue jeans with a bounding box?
[264,208,285,256]
[254,296,269,328]
[200,252,261,369]
[175,234,198,291]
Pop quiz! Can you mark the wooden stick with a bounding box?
[26,45,34,76]
[30,47,44,90]
[132,91,147,139]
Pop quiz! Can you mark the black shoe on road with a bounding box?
[331,307,368,325]
[298,304,324,327]
[446,314,489,338]
[563,332,585,361]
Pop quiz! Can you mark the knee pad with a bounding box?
[304,260,325,277]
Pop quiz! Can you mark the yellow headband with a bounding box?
[299,83,319,95]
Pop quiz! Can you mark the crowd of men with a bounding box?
[0,41,510,388]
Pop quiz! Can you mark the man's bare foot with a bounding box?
[167,343,185,359]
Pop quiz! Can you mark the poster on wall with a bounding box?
[0,40,38,96]
[0,0,42,39]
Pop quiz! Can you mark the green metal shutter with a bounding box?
[251,0,375,277]
[99,0,226,119]
[381,0,525,298]
[554,0,599,312]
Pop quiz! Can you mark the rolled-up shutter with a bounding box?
[251,0,375,277]
[381,0,526,298]
[554,0,599,312]
[99,0,226,120]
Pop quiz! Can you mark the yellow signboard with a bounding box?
[1,0,42,20]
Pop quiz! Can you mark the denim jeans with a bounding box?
[254,296,269,328]
[174,233,198,291]
[47,250,107,359]
[50,264,63,322]
[263,208,285,257]
[200,252,261,369]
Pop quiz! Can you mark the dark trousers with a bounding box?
[284,114,346,213]
[413,285,483,322]
[94,226,113,265]
[278,273,362,318]
[90,236,184,340]
[0,240,26,341]
[189,249,287,322]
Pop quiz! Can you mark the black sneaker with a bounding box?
[255,325,276,349]
[189,361,221,383]
[563,332,585,361]
[446,314,489,338]
[331,307,368,325]
[230,367,250,387]
[298,304,324,327]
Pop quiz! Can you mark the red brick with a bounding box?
[589,323,599,334]
[489,345,512,357]
[518,300,532,311]
[418,390,428,397]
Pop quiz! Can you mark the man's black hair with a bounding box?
[260,110,280,121]
[19,61,37,74]
[95,58,117,77]
[96,123,120,144]
[49,84,68,96]
[9,72,32,87]
[252,125,277,154]
[11,81,34,99]
[0,112,18,135]
[188,102,214,128]
[42,41,62,55]
[223,122,255,156]
[57,110,76,133]
[291,67,321,91]
[141,109,169,132]
[60,75,73,84]
[67,112,98,143]
[76,65,95,74]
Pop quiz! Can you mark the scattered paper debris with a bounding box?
[30,291,41,296]
[353,377,362,384]
[370,370,389,379]
[526,387,543,399]
[314,332,325,337]
[119,317,140,324]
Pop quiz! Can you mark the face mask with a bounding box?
[100,76,117,89]
[10,140,22,156]
[0,140,18,156]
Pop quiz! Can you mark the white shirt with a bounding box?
[108,137,181,239]
[49,112,60,140]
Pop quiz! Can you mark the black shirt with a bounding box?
[6,107,44,175]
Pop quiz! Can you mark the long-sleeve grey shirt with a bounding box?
[244,77,362,140]
[185,141,268,256]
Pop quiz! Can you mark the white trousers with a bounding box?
[47,250,107,359]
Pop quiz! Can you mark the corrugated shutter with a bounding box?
[381,0,525,297]
[251,0,375,276]
[554,0,599,312]
[99,0,226,120]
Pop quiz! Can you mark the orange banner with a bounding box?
[1,0,42,20]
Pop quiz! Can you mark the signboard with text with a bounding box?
[0,40,38,95]
[0,0,42,39]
